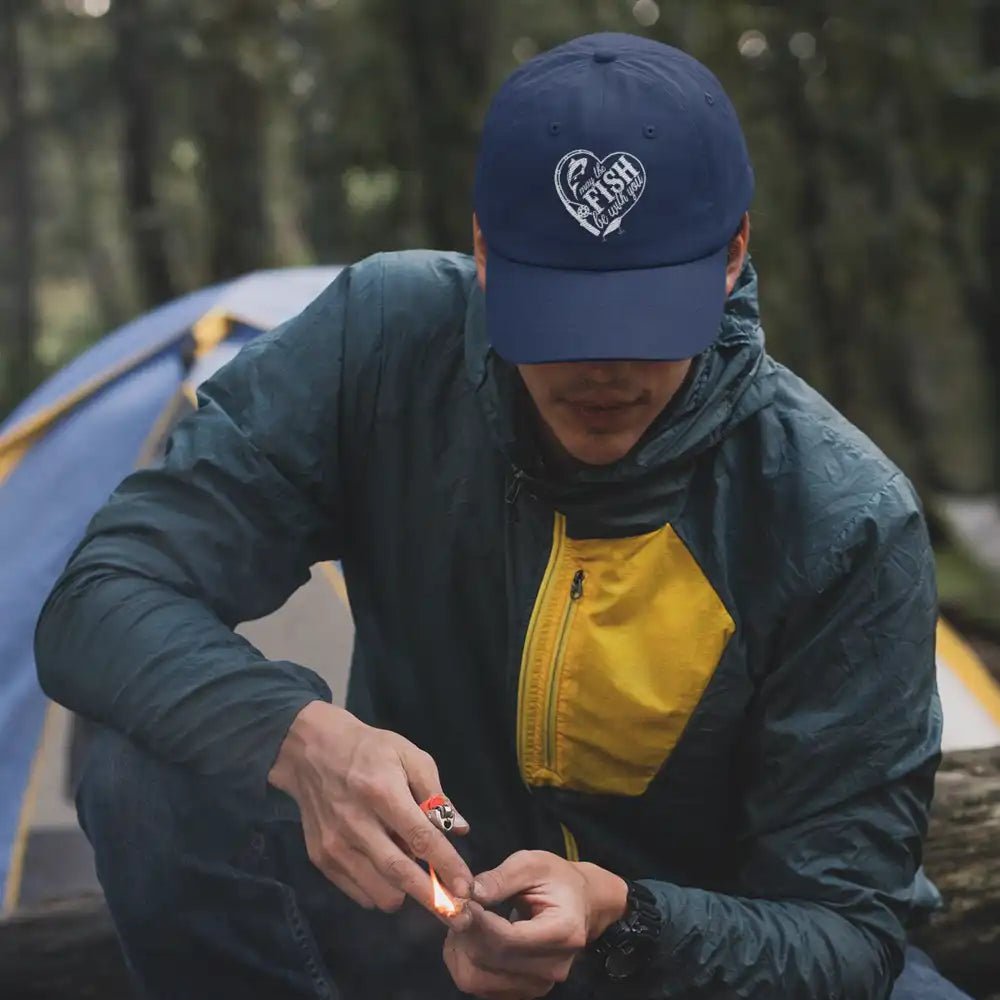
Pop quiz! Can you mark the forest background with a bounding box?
[2,0,999,638]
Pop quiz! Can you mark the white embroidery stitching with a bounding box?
[554,149,647,239]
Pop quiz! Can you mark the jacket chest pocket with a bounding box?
[517,515,735,796]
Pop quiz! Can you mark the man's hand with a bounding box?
[268,700,472,917]
[443,850,628,999]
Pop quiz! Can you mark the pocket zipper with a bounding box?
[560,823,580,862]
[543,569,585,772]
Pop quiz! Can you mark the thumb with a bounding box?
[473,851,542,907]
[447,897,481,933]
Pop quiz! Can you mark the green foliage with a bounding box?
[1,0,998,514]
[936,543,1000,634]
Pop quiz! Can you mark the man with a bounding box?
[36,32,963,1000]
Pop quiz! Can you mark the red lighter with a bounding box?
[419,793,456,833]
[419,794,462,916]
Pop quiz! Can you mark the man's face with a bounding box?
[473,213,748,467]
[516,359,692,466]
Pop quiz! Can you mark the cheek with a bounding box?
[641,370,690,413]
[520,376,564,419]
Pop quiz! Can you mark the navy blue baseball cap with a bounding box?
[474,33,754,364]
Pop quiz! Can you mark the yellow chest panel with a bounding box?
[517,513,735,796]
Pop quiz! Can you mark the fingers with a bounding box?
[455,903,581,980]
[304,813,411,913]
[379,791,473,898]
[467,902,584,954]
[447,900,475,932]
[328,869,377,910]
[292,719,473,916]
[473,850,547,907]
[341,848,408,912]
[343,821,448,915]
[304,833,376,909]
[400,745,471,835]
[347,820,476,928]
[356,737,473,897]
[464,931,575,980]
[322,866,375,909]
[415,793,471,838]
[452,965,552,1000]
[401,741,445,803]
[444,934,554,999]
[343,747,473,899]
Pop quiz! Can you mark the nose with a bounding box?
[578,361,630,383]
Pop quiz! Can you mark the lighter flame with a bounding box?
[430,867,459,917]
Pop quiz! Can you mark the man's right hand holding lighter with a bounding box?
[268,700,472,916]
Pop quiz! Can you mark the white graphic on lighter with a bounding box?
[554,150,646,239]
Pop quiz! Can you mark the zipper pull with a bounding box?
[505,468,526,507]
[570,569,585,600]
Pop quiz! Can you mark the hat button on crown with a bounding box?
[593,50,617,63]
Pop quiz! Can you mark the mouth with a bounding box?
[563,396,640,412]
[564,399,642,423]
[562,398,642,434]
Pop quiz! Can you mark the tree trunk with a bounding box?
[111,0,175,308]
[62,125,128,335]
[978,2,1000,494]
[192,0,270,281]
[911,746,1000,999]
[854,89,941,494]
[1,0,36,414]
[383,0,494,252]
[771,11,854,415]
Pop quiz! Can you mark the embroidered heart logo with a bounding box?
[554,149,647,239]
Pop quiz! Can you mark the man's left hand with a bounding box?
[443,849,628,999]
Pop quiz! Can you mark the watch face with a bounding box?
[591,882,662,981]
[604,944,640,980]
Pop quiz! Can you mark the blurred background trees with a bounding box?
[1,0,999,623]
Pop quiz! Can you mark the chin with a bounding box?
[564,435,638,467]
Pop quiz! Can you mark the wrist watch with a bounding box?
[589,880,663,980]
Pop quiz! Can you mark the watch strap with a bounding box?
[589,880,662,979]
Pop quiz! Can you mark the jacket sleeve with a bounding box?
[606,475,941,999]
[35,266,363,799]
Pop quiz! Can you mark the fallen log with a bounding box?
[912,746,1000,999]
[1,747,999,999]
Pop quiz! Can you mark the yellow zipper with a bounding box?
[516,514,565,777]
[561,824,580,862]
[544,569,585,770]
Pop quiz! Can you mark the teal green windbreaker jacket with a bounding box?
[36,251,941,998]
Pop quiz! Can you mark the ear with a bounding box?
[472,213,487,290]
[725,213,750,295]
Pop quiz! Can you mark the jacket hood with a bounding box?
[465,258,776,512]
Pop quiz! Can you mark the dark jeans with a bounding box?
[77,728,971,1000]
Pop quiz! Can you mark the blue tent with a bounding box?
[0,267,341,911]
